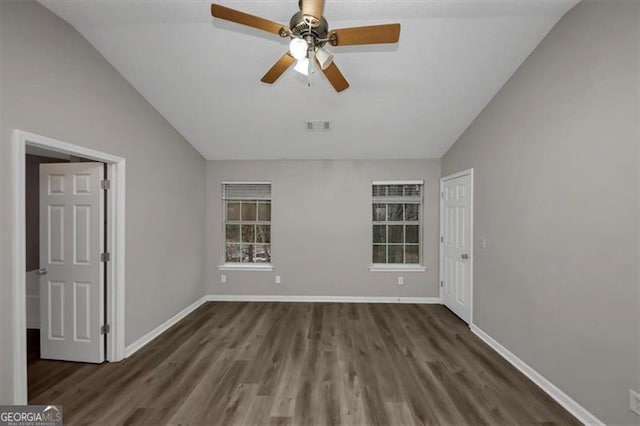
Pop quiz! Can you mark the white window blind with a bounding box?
[372,183,423,203]
[223,183,272,200]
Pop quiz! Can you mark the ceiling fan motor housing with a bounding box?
[289,12,329,47]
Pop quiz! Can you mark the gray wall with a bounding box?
[207,160,441,298]
[441,1,639,424]
[0,0,206,401]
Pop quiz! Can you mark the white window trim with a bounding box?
[372,180,424,186]
[222,181,271,185]
[222,182,273,269]
[371,180,426,268]
[218,263,274,271]
[369,264,428,272]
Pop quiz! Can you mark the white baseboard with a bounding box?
[124,296,208,358]
[206,295,442,304]
[470,324,604,426]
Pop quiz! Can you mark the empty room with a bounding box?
[0,0,638,425]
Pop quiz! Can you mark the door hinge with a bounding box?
[101,252,111,262]
[441,192,444,199]
[101,324,110,335]
[440,280,444,287]
[440,236,444,243]
[101,179,111,190]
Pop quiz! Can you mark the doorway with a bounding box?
[11,130,127,404]
[440,169,474,324]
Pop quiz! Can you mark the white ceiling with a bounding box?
[40,0,578,160]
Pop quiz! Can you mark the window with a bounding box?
[223,183,271,265]
[372,181,423,265]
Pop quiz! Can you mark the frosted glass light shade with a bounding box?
[289,38,308,61]
[315,47,334,70]
[293,58,310,76]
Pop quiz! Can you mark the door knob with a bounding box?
[461,254,469,260]
[36,268,48,275]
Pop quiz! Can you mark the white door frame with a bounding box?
[439,168,474,326]
[11,129,126,404]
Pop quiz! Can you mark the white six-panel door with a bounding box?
[441,172,472,323]
[39,162,105,363]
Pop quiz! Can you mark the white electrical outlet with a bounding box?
[479,237,486,249]
[630,389,640,416]
[220,274,227,284]
[275,275,281,284]
[398,276,404,285]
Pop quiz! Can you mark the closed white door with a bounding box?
[441,172,472,323]
[39,162,105,363]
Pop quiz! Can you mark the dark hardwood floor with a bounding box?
[29,302,579,425]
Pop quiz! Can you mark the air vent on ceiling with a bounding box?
[306,121,331,131]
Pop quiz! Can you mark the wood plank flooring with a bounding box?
[29,302,579,425]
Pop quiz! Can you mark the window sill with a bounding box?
[369,264,427,272]
[218,264,274,272]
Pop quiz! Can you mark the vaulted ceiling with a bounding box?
[41,0,578,160]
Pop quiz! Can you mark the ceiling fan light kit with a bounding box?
[210,0,401,92]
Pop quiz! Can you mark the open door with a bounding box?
[39,162,105,363]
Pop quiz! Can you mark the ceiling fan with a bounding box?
[210,0,401,92]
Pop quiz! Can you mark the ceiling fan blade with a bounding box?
[211,4,290,37]
[301,0,325,19]
[329,23,401,46]
[261,53,296,84]
[317,60,349,92]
